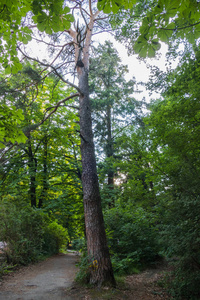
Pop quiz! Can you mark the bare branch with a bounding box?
[78,2,89,28]
[160,21,200,31]
[31,36,73,48]
[94,10,100,19]
[41,93,80,125]
[17,47,83,94]
[95,16,109,22]
[89,0,93,16]
[80,6,91,18]
[0,142,18,162]
[27,25,37,29]
[46,104,79,110]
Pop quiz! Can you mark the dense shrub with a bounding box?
[43,221,69,255]
[0,202,69,265]
[169,259,200,300]
[161,195,200,299]
[104,205,160,275]
[71,237,86,252]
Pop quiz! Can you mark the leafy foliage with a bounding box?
[0,0,200,293]
[0,0,73,73]
[104,205,160,275]
[145,47,200,299]
[42,221,69,255]
[0,201,69,265]
[107,0,200,57]
[90,41,142,206]
[0,63,83,240]
[97,0,137,13]
[0,104,27,147]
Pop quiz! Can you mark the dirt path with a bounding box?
[0,253,78,300]
[0,254,170,300]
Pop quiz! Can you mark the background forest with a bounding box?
[0,0,200,299]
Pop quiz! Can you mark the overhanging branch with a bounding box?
[17,47,83,95]
[41,93,80,125]
[160,21,200,31]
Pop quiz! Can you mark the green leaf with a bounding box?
[139,45,148,58]
[52,21,61,32]
[97,0,106,11]
[157,29,170,42]
[123,0,137,9]
[61,18,71,30]
[18,27,32,44]
[5,65,11,75]
[97,0,137,12]
[148,45,156,58]
[152,39,161,51]
[103,4,112,14]
[133,41,143,54]
[45,26,53,35]
[165,0,181,17]
[37,22,45,32]
[111,1,120,14]
[63,6,70,14]
[166,22,176,31]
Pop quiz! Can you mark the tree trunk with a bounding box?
[78,66,115,286]
[68,6,115,287]
[38,135,48,208]
[106,104,115,207]
[27,139,37,207]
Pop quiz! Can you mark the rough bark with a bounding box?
[78,67,115,286]
[71,7,115,286]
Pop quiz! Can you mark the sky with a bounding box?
[29,28,176,103]
[94,34,175,102]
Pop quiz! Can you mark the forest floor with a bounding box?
[0,253,171,300]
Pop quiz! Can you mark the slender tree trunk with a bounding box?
[38,135,48,208]
[106,104,115,207]
[27,139,37,207]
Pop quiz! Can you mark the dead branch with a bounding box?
[17,47,82,94]
[41,93,80,125]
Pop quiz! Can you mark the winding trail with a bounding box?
[0,253,78,300]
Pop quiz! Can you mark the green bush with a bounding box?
[0,201,69,265]
[71,238,86,252]
[75,252,91,284]
[170,260,200,300]
[0,262,16,278]
[0,203,45,264]
[104,205,160,275]
[43,221,69,255]
[161,195,200,299]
